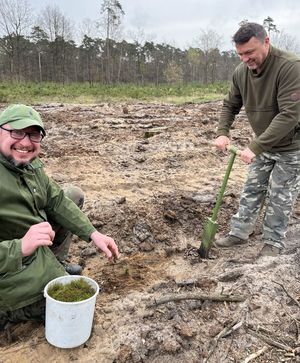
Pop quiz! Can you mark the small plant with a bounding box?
[47,278,95,302]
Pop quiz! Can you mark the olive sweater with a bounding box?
[0,155,96,312]
[217,45,300,155]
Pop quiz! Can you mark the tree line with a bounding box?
[0,1,297,85]
[1,30,241,84]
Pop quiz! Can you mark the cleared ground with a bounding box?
[1,102,300,362]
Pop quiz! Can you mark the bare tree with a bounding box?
[271,30,300,53]
[127,27,146,45]
[37,4,73,42]
[0,0,31,36]
[194,29,223,83]
[99,0,124,83]
[0,0,32,79]
[78,18,98,43]
[37,4,74,82]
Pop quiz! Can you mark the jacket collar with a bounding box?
[250,44,273,77]
[0,153,43,174]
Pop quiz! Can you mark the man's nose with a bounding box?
[240,54,249,63]
[19,134,32,144]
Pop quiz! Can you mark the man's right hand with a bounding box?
[214,135,230,151]
[21,222,55,256]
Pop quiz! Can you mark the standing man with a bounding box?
[214,22,300,256]
[0,104,120,327]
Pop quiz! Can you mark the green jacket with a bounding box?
[217,45,300,155]
[0,155,96,312]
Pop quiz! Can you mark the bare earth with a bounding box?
[1,101,300,363]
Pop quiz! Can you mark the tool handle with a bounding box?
[226,145,240,155]
[210,147,237,222]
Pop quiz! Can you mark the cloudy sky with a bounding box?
[30,0,300,51]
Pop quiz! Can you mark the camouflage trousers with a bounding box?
[0,186,84,328]
[230,150,300,249]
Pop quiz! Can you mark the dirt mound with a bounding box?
[1,102,300,363]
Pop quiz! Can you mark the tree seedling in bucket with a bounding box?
[198,145,239,258]
[47,278,95,302]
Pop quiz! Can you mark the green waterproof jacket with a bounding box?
[217,45,300,155]
[0,155,96,312]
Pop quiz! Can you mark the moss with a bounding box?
[47,278,95,302]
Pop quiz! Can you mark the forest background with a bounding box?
[0,0,299,103]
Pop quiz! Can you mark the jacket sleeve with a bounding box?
[249,61,300,154]
[217,70,243,137]
[43,175,96,241]
[0,239,22,274]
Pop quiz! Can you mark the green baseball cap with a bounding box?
[0,104,46,135]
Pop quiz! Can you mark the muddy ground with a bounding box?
[1,101,300,363]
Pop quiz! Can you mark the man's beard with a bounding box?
[4,154,36,168]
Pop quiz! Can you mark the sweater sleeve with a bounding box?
[249,61,300,154]
[217,70,243,137]
[44,175,96,241]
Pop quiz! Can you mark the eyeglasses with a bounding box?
[0,126,44,143]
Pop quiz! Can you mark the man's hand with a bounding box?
[214,137,256,164]
[214,135,230,151]
[239,147,256,164]
[22,222,55,256]
[90,231,120,261]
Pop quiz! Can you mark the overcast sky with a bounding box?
[30,0,300,51]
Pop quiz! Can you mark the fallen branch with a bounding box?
[203,318,243,363]
[223,320,244,337]
[147,293,245,308]
[243,346,269,363]
[272,280,300,309]
[247,328,293,352]
[281,303,300,341]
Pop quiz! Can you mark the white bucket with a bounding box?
[44,275,99,348]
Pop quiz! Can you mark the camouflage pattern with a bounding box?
[0,185,84,327]
[229,150,300,249]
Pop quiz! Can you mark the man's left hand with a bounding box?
[239,147,256,164]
